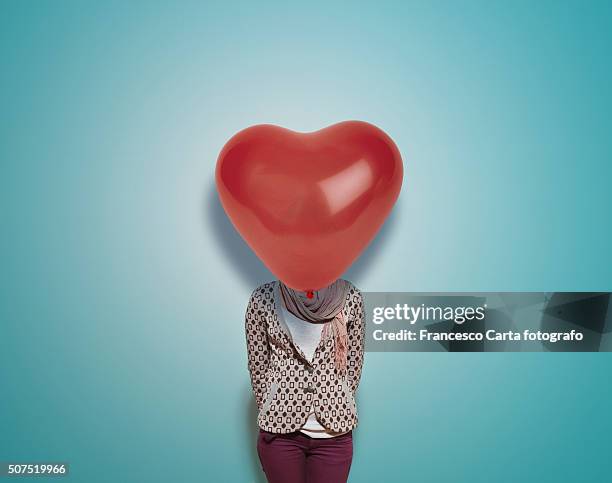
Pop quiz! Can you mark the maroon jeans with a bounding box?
[257,429,353,483]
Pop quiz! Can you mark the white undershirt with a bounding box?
[277,285,349,438]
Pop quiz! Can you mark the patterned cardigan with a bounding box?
[245,280,365,434]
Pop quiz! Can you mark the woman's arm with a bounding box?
[245,289,271,409]
[346,288,365,392]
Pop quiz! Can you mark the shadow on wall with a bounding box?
[244,384,268,483]
[206,179,401,291]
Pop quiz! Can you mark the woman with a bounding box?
[245,278,365,483]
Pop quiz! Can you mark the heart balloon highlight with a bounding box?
[215,120,403,291]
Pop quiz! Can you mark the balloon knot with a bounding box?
[306,290,314,299]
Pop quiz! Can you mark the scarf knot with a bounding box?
[279,279,349,374]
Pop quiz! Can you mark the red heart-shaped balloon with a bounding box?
[215,120,403,291]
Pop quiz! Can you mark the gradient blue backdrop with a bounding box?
[1,1,611,482]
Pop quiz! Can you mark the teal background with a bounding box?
[1,1,611,482]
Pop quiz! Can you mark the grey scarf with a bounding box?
[279,279,350,373]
